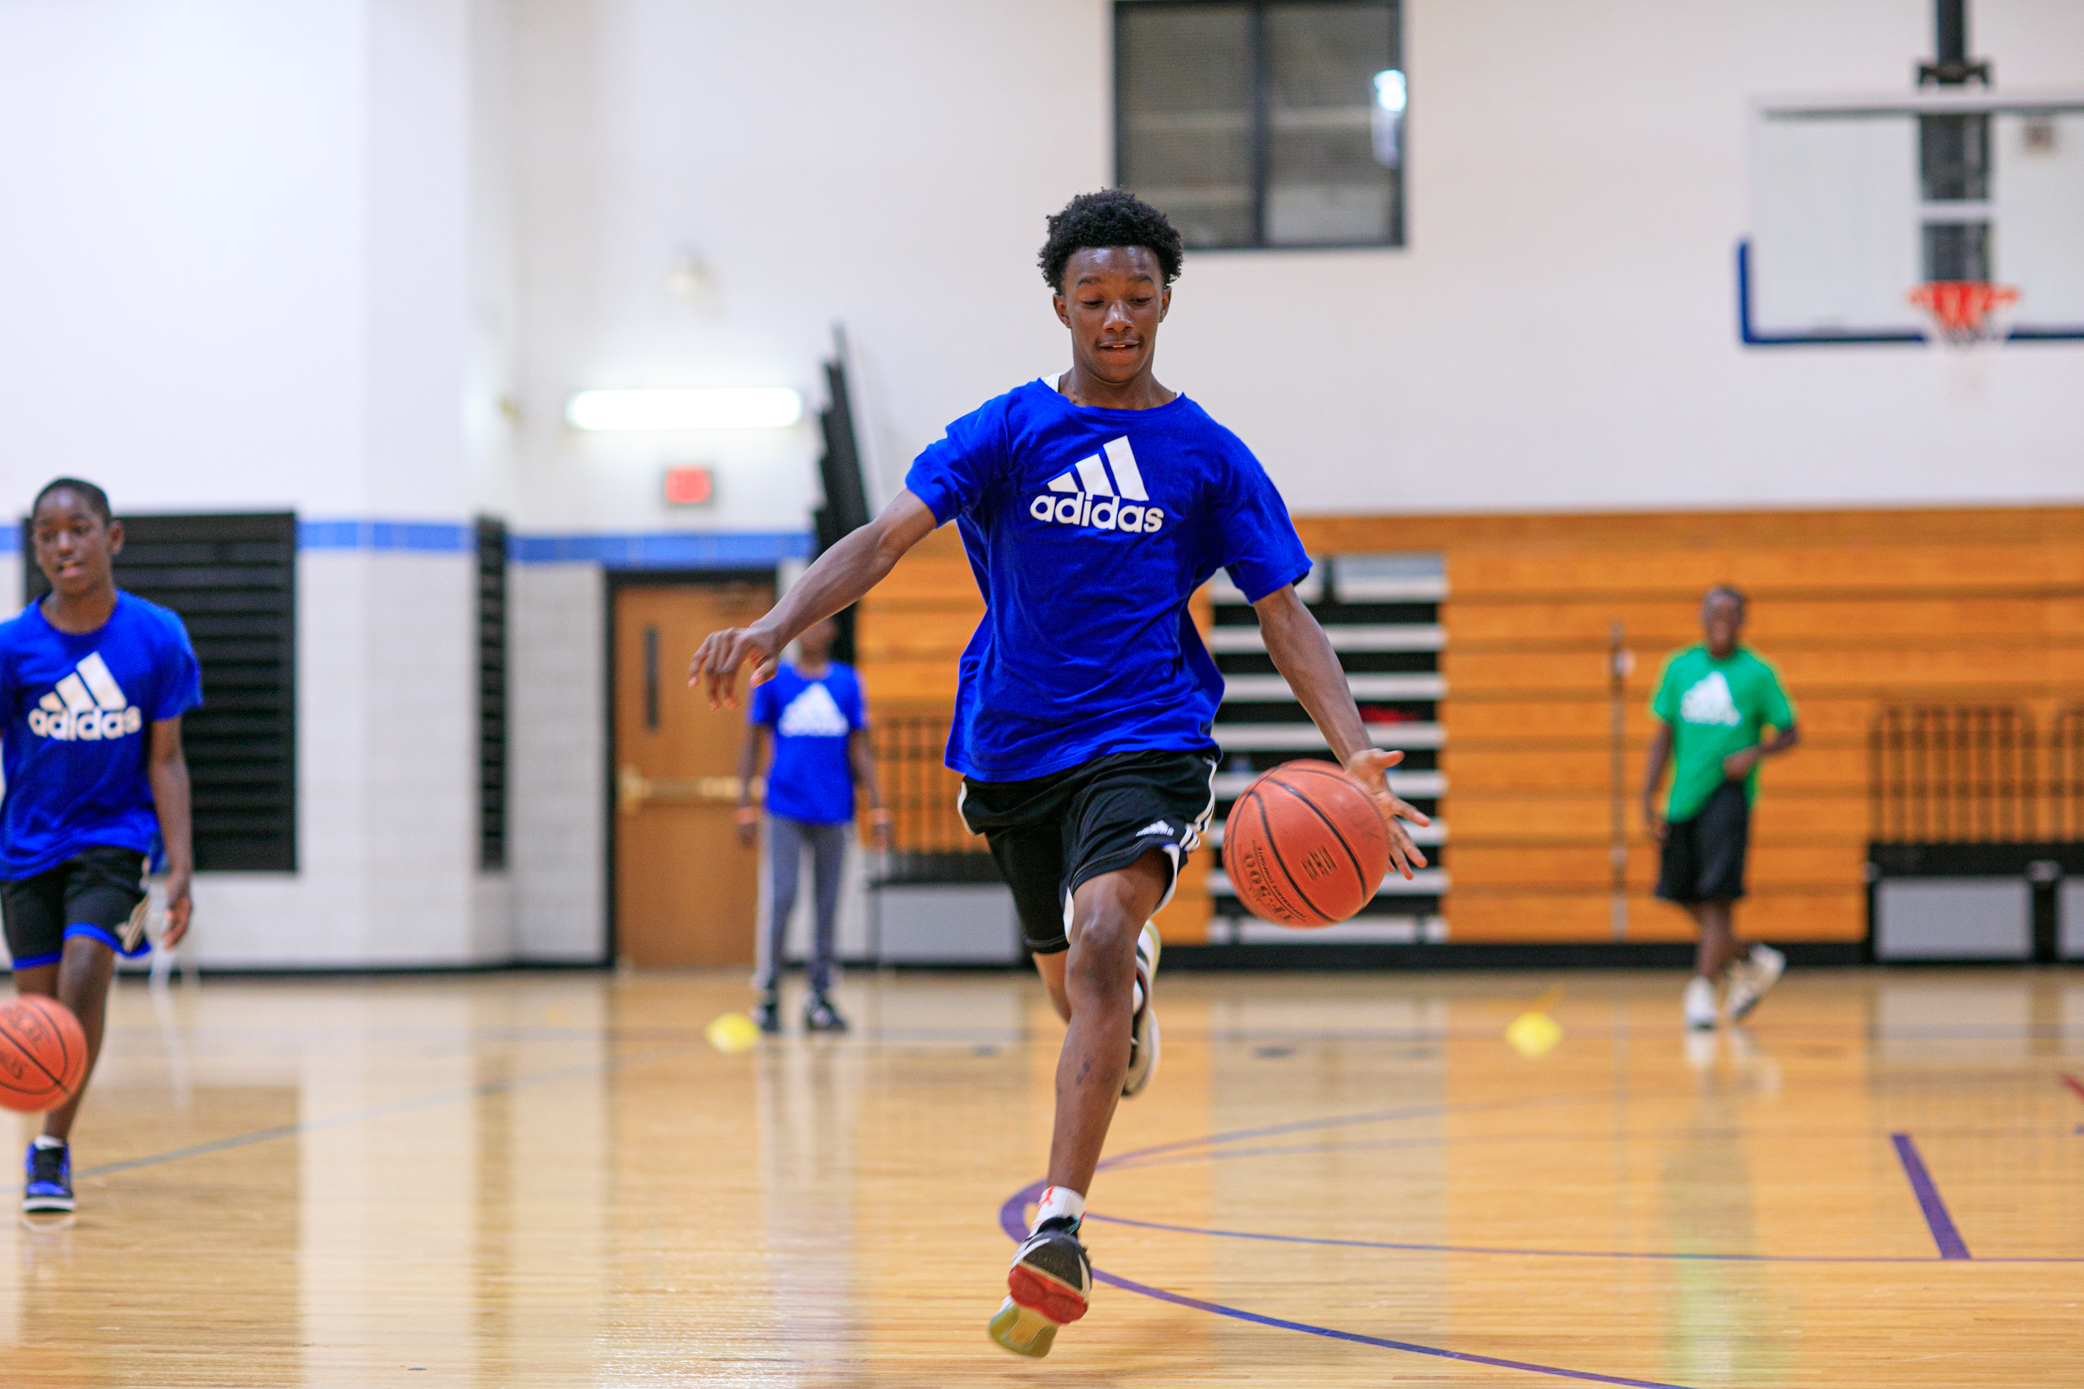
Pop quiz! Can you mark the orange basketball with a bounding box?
[0,996,90,1114]
[1223,760,1391,927]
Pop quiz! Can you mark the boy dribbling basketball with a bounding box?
[691,191,1430,1357]
[2,479,201,1213]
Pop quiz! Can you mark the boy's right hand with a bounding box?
[1642,794,1666,843]
[689,623,783,709]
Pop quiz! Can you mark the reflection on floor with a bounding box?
[2,967,2081,1386]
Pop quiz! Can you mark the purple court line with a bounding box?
[1891,1133,1971,1261]
[997,1181,1696,1389]
[1093,1268,1695,1389]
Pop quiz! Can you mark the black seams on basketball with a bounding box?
[1221,760,1390,928]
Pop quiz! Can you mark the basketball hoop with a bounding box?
[1908,281,2019,347]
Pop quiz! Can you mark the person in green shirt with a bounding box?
[1642,586,1801,1030]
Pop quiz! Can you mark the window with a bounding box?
[24,512,298,872]
[1116,0,1404,249]
[475,517,509,871]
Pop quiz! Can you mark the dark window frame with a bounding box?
[1114,0,1406,252]
[22,511,298,873]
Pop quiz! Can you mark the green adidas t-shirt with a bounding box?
[1650,646,1796,822]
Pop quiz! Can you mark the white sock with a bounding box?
[1033,1184,1085,1231]
[33,1136,64,1151]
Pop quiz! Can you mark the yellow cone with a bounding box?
[706,1012,762,1053]
[1505,1009,1562,1058]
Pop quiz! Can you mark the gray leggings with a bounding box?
[758,817,848,994]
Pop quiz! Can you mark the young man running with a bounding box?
[690,190,1428,1357]
[1643,585,1799,1030]
[736,615,890,1034]
[2,478,200,1213]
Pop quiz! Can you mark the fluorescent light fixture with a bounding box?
[1373,69,1406,113]
[565,387,803,431]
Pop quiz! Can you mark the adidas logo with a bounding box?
[28,652,143,742]
[1028,436,1166,533]
[1678,671,1743,728]
[776,682,850,737]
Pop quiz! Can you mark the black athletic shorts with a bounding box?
[960,749,1218,956]
[1655,781,1749,905]
[2,845,151,970]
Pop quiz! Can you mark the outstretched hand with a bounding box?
[687,625,784,710]
[1341,748,1431,880]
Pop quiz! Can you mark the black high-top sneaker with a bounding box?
[989,1215,1091,1358]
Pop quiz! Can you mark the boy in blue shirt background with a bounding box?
[2,478,201,1214]
[737,616,889,1034]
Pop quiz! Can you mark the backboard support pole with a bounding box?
[1920,0,1990,87]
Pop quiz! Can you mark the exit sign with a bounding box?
[663,466,713,506]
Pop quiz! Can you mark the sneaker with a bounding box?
[803,993,849,1033]
[752,993,782,1035]
[989,1216,1090,1358]
[1683,976,1719,1031]
[1122,921,1161,1099]
[23,1141,73,1215]
[1725,943,1785,1023]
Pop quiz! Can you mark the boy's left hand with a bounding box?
[1341,748,1432,881]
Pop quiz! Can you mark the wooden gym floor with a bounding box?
[2,966,2081,1386]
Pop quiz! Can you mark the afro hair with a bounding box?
[1038,189,1185,292]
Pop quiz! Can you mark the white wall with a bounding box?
[0,0,524,967]
[511,0,2083,522]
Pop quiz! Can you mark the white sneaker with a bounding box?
[1122,922,1161,1098]
[1725,944,1785,1022]
[1683,976,1719,1031]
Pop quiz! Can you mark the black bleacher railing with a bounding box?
[2053,706,2084,844]
[1867,702,2082,963]
[1870,704,2038,844]
[871,713,1000,884]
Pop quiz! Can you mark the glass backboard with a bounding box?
[1742,90,2084,343]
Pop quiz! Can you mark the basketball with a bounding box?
[1222,760,1391,927]
[0,996,90,1114]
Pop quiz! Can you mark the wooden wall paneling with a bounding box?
[863,508,2083,948]
[1297,506,2084,946]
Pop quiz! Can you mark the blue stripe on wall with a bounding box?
[2,520,809,568]
[298,520,472,552]
[508,531,811,567]
[298,520,810,567]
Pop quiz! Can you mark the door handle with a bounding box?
[618,765,762,816]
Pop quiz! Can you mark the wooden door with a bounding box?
[612,580,773,967]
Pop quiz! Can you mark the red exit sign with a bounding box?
[663,466,713,506]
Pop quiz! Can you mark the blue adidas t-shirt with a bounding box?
[750,661,866,825]
[0,593,204,879]
[906,380,1311,782]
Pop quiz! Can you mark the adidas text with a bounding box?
[30,706,143,741]
[1028,493,1166,533]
